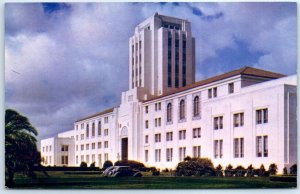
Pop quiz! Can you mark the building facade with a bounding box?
[40,13,297,172]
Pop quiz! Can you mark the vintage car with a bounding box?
[103,166,142,177]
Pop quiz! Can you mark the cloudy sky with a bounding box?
[5,2,297,140]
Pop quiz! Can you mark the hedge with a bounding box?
[270,175,297,182]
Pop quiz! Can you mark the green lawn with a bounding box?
[10,171,297,189]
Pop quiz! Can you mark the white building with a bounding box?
[40,13,297,172]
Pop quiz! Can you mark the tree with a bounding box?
[5,109,39,187]
[80,161,87,168]
[268,163,278,175]
[176,158,215,176]
[103,160,113,170]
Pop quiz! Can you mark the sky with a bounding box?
[5,2,297,140]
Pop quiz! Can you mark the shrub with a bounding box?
[290,164,297,175]
[184,156,192,161]
[283,167,288,175]
[224,164,234,177]
[90,162,95,168]
[80,162,87,168]
[215,164,223,177]
[235,165,246,177]
[246,165,255,177]
[114,160,145,170]
[258,164,266,177]
[103,160,113,170]
[152,170,160,176]
[270,175,297,182]
[162,168,169,173]
[268,163,278,175]
[176,158,215,177]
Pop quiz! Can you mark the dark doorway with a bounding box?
[121,138,128,161]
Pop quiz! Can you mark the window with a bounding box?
[234,138,244,158]
[86,124,89,138]
[104,141,109,148]
[214,116,223,130]
[104,153,108,161]
[155,134,161,143]
[179,147,186,161]
[233,113,244,127]
[145,106,148,114]
[104,116,109,123]
[155,118,161,127]
[179,130,186,140]
[81,144,84,151]
[145,150,149,162]
[155,149,161,162]
[86,155,90,163]
[86,144,89,150]
[145,120,149,129]
[81,123,84,129]
[155,102,161,111]
[193,128,201,138]
[179,99,185,120]
[193,96,200,117]
[46,146,48,152]
[256,108,268,124]
[208,89,212,99]
[61,145,68,151]
[167,103,172,122]
[76,145,78,151]
[256,136,268,157]
[98,142,102,149]
[166,132,173,141]
[213,87,217,97]
[49,146,51,152]
[98,154,102,166]
[98,121,101,136]
[81,155,84,162]
[92,143,95,150]
[61,156,68,165]
[92,154,95,163]
[104,129,109,136]
[81,134,84,140]
[145,135,149,144]
[214,140,223,158]
[76,135,78,141]
[228,83,234,94]
[92,123,95,137]
[166,148,173,162]
[193,146,201,158]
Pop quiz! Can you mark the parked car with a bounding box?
[105,166,142,177]
[102,166,115,177]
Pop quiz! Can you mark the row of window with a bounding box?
[76,116,108,130]
[76,141,109,151]
[76,128,109,140]
[75,153,109,165]
[145,95,201,125]
[145,146,200,162]
[145,135,269,162]
[42,145,52,152]
[146,128,201,143]
[208,83,235,99]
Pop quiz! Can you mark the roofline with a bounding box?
[143,66,285,103]
[75,107,114,123]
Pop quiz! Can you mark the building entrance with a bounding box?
[121,138,128,161]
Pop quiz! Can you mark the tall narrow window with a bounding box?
[179,100,185,120]
[86,124,89,138]
[256,108,268,124]
[228,83,234,94]
[208,89,212,98]
[179,147,186,161]
[155,149,161,162]
[256,136,262,157]
[98,121,101,136]
[193,96,199,117]
[168,33,172,87]
[92,123,95,137]
[145,150,148,162]
[263,136,268,157]
[213,87,217,97]
[166,148,173,162]
[167,103,172,122]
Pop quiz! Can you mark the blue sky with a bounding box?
[5,2,297,140]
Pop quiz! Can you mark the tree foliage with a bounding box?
[103,160,113,170]
[5,109,39,187]
[176,158,215,176]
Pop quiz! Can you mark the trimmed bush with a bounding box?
[258,164,266,177]
[235,165,246,177]
[268,163,278,175]
[114,160,145,170]
[152,170,160,176]
[176,158,215,177]
[103,160,113,170]
[215,164,223,177]
[90,162,95,168]
[224,164,234,177]
[290,164,297,175]
[80,162,87,168]
[246,165,255,177]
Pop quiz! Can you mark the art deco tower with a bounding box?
[129,13,196,98]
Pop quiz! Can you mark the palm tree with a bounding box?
[5,109,39,187]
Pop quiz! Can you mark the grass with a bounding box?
[10,171,297,189]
